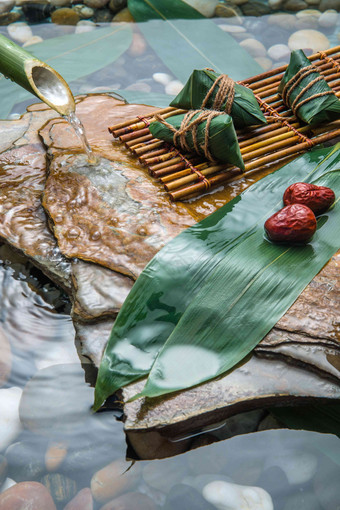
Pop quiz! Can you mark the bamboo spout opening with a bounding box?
[26,61,75,116]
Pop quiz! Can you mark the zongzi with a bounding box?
[170,68,267,128]
[149,109,245,170]
[278,49,340,125]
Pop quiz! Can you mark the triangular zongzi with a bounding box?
[278,49,340,125]
[170,68,267,128]
[149,110,245,170]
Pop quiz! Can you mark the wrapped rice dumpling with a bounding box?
[278,49,340,125]
[149,110,244,170]
[170,69,267,128]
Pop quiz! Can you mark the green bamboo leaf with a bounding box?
[127,0,262,83]
[0,25,132,118]
[135,185,340,399]
[93,144,340,410]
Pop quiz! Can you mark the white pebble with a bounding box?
[165,80,184,95]
[318,9,338,28]
[267,43,290,61]
[288,29,330,52]
[7,22,33,44]
[202,480,274,510]
[0,387,22,451]
[153,72,172,86]
[75,20,96,34]
[22,36,43,47]
[266,450,318,485]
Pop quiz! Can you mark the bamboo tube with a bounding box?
[0,34,75,116]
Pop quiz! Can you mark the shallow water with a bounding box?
[0,1,340,508]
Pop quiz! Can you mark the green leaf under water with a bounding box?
[94,144,340,409]
[0,25,132,119]
[127,0,262,83]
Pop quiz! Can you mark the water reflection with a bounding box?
[0,242,339,509]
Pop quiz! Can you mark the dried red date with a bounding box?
[264,204,317,243]
[283,182,335,214]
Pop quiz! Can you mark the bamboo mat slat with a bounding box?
[108,46,340,201]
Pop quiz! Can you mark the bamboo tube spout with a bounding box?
[0,34,75,116]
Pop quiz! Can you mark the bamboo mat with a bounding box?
[109,45,340,201]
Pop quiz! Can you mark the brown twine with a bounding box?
[155,110,224,161]
[201,73,235,114]
[172,148,211,189]
[137,115,150,127]
[240,81,314,149]
[281,65,333,116]
[318,51,340,74]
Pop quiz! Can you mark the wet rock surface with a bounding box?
[0,93,339,446]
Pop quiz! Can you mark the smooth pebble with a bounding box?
[22,35,43,47]
[288,29,330,52]
[202,480,274,510]
[0,481,56,509]
[0,387,22,451]
[267,43,290,61]
[318,9,338,27]
[153,72,172,86]
[265,450,318,485]
[91,459,141,502]
[165,80,184,95]
[240,38,267,58]
[7,22,33,43]
[0,0,15,15]
[64,488,93,510]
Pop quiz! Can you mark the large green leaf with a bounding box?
[94,144,340,409]
[127,0,262,83]
[0,25,132,119]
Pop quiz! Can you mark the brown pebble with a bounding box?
[112,7,134,21]
[0,481,57,510]
[91,459,140,503]
[45,442,68,471]
[99,492,156,510]
[128,32,146,57]
[64,488,93,510]
[51,7,80,25]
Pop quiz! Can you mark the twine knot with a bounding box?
[155,110,224,161]
[202,73,235,114]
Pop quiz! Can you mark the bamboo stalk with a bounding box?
[108,106,174,132]
[111,109,185,137]
[0,33,74,116]
[170,127,340,201]
[126,133,153,147]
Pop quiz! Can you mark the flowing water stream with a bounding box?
[65,111,98,165]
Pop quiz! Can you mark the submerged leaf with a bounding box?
[94,144,340,410]
[127,0,262,83]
